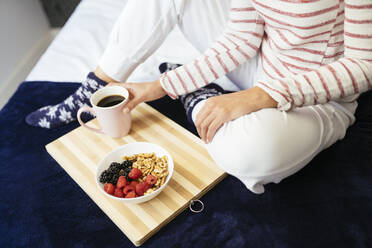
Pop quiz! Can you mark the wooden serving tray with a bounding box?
[45,103,226,246]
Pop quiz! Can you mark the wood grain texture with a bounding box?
[45,103,226,246]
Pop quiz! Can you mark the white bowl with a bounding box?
[95,142,174,204]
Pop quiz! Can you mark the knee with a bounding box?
[206,109,324,193]
[206,117,286,178]
[206,121,294,194]
[205,107,324,193]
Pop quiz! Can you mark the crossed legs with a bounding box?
[27,0,356,194]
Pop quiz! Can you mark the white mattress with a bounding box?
[27,0,238,91]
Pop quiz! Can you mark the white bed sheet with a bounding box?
[27,0,238,91]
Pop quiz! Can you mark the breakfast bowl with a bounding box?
[95,142,174,204]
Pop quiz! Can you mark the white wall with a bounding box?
[0,0,50,107]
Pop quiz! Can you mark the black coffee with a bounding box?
[97,95,125,107]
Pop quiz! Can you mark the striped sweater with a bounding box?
[159,0,372,111]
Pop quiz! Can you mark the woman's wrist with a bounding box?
[152,79,167,98]
[154,79,165,92]
[243,86,278,111]
[253,86,278,108]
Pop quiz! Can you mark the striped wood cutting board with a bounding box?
[45,103,227,246]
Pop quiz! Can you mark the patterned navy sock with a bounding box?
[25,72,107,129]
[180,83,225,124]
[158,62,226,124]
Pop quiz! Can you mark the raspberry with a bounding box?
[123,185,135,195]
[145,175,157,186]
[130,181,138,187]
[135,182,150,196]
[116,176,128,189]
[114,188,124,198]
[129,168,142,180]
[125,191,136,198]
[104,183,115,195]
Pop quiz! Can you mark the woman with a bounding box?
[26,0,372,193]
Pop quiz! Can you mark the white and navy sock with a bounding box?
[25,72,107,129]
[159,62,226,124]
[180,83,225,124]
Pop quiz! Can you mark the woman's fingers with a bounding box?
[104,83,138,112]
[200,114,216,143]
[206,117,224,143]
[123,97,141,113]
[195,96,231,143]
[195,107,219,142]
[106,83,137,112]
[195,104,212,142]
[197,112,223,143]
[109,81,166,113]
[121,85,141,113]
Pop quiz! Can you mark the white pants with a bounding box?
[99,0,358,193]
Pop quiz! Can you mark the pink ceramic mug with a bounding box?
[77,86,131,138]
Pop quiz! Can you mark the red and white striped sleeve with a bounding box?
[256,0,372,111]
[159,0,264,99]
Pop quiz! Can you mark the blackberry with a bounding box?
[110,174,119,184]
[121,160,133,168]
[108,167,120,175]
[99,171,110,183]
[109,162,121,169]
[99,160,134,185]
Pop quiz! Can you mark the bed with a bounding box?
[1,0,371,247]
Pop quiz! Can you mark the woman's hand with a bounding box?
[107,80,166,112]
[195,86,278,143]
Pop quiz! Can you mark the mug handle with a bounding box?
[77,106,104,134]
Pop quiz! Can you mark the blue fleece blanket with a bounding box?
[1,81,371,248]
